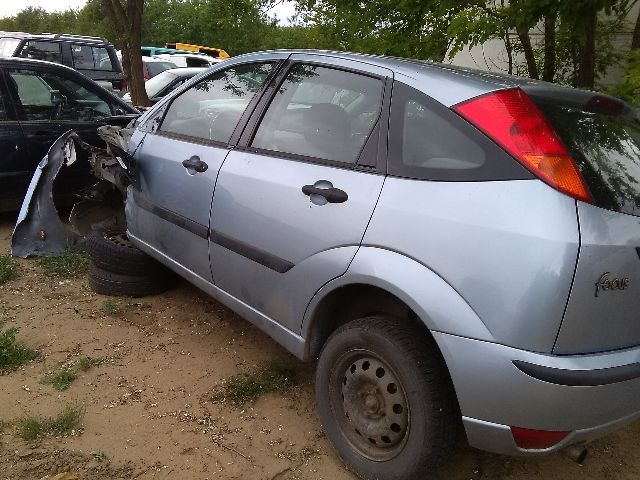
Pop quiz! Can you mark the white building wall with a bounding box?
[447,3,639,87]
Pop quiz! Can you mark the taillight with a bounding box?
[510,426,570,450]
[453,88,592,203]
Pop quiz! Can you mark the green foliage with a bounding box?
[16,405,84,441]
[608,49,640,105]
[37,249,90,278]
[211,359,297,405]
[0,321,38,371]
[101,299,119,316]
[40,357,94,391]
[142,0,279,56]
[0,255,17,285]
[297,0,460,61]
[0,2,111,40]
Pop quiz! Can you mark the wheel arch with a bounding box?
[301,246,495,360]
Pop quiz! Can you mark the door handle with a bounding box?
[182,155,208,173]
[302,184,348,203]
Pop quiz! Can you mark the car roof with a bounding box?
[229,49,581,107]
[0,56,81,71]
[164,67,207,76]
[142,56,177,63]
[0,31,111,46]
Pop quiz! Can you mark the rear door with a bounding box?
[208,54,392,332]
[127,59,283,280]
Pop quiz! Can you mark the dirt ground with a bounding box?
[1,212,640,480]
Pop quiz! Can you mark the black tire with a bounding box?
[316,316,459,480]
[88,263,176,297]
[85,229,165,276]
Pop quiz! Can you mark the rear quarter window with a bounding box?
[388,82,531,181]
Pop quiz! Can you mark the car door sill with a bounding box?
[127,231,306,359]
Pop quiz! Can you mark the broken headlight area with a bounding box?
[12,122,138,258]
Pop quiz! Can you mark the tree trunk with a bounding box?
[102,0,149,107]
[576,4,597,88]
[632,4,640,50]
[517,26,539,79]
[542,9,557,82]
[505,30,513,75]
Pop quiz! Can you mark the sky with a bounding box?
[0,0,297,23]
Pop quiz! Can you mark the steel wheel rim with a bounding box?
[103,231,134,249]
[331,348,410,461]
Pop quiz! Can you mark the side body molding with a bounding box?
[301,246,495,357]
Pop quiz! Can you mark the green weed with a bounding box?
[37,249,90,277]
[16,405,84,441]
[101,299,118,315]
[211,359,296,405]
[90,450,108,462]
[41,357,93,391]
[0,255,17,285]
[0,321,38,370]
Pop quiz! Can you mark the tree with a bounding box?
[102,0,149,107]
[447,0,636,88]
[296,0,464,61]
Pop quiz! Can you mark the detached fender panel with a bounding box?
[12,131,79,257]
[301,246,495,345]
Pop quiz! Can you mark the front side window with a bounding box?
[9,70,111,122]
[252,64,383,164]
[160,62,274,143]
[18,41,62,63]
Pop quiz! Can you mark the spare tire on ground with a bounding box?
[88,264,176,297]
[85,229,166,276]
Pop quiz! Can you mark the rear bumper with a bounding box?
[432,332,640,455]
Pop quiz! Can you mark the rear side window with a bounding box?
[252,64,383,164]
[18,41,62,63]
[160,62,274,143]
[388,82,530,181]
[536,96,640,216]
[72,45,114,71]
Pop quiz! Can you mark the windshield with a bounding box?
[145,70,179,98]
[535,95,640,217]
[0,37,20,56]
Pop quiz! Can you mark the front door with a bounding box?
[209,55,392,332]
[127,60,282,280]
[5,66,117,204]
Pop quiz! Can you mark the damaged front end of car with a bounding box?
[11,119,139,258]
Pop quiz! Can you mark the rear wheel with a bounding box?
[316,316,458,480]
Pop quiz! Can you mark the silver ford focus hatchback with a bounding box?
[18,50,640,479]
